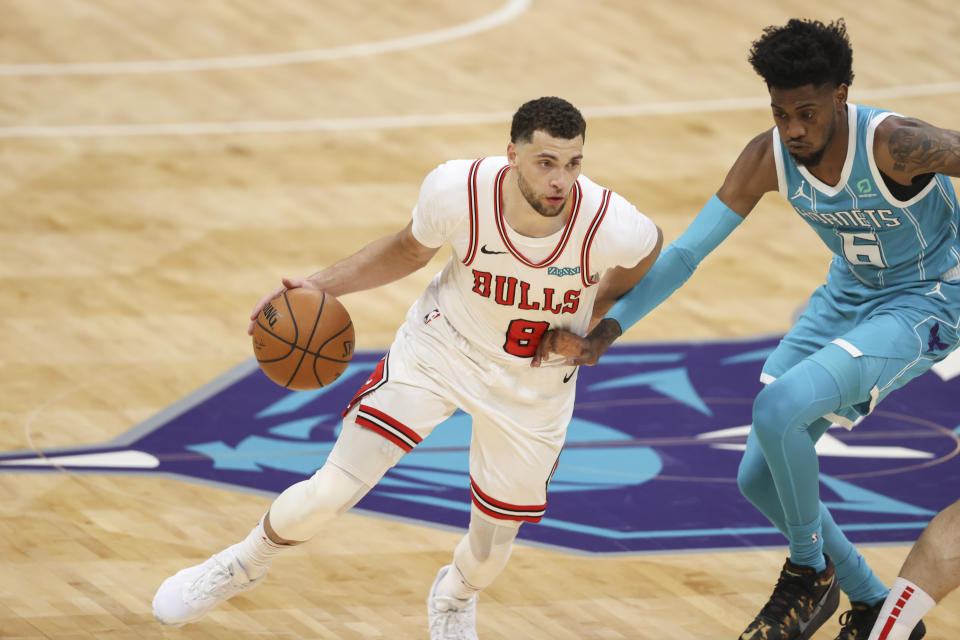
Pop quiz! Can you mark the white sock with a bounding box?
[436,564,480,603]
[868,577,936,640]
[230,516,289,580]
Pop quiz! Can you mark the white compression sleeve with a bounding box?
[269,417,408,542]
[437,509,521,600]
[267,461,370,542]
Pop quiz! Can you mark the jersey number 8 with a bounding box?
[504,319,550,357]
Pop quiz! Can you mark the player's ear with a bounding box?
[507,142,518,166]
[834,84,848,110]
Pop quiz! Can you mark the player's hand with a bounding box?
[532,330,591,367]
[247,277,314,335]
[530,318,622,368]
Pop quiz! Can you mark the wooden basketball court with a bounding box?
[2,1,958,637]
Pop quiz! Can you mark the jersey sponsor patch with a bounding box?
[2,337,957,554]
[546,266,581,277]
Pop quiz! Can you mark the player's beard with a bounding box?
[790,145,828,168]
[517,170,567,217]
[790,117,838,168]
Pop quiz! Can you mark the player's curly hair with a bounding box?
[511,97,586,143]
[748,18,854,90]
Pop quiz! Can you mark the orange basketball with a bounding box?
[252,287,355,390]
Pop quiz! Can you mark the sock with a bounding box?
[867,577,935,640]
[230,516,289,579]
[436,564,479,604]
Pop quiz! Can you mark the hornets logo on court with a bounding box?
[2,337,958,554]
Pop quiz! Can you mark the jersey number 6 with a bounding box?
[839,230,887,268]
[504,319,550,357]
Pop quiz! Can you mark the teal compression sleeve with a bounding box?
[607,195,744,333]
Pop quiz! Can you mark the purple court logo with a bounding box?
[2,337,958,554]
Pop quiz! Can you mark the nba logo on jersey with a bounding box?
[424,309,441,325]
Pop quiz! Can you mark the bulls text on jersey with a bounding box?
[471,269,580,314]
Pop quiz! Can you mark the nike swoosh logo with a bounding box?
[796,576,836,634]
[562,368,577,383]
[480,244,507,255]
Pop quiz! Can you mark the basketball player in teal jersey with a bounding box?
[534,18,960,640]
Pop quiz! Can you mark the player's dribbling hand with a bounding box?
[247,277,315,335]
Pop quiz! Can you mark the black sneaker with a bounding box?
[740,555,840,640]
[834,601,926,640]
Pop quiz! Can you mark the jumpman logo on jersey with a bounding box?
[790,180,812,204]
[925,282,947,301]
[928,322,949,352]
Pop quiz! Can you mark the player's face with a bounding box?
[769,83,847,167]
[508,130,584,217]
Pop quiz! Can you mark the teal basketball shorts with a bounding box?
[761,273,960,428]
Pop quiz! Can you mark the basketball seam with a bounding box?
[284,290,325,388]
[253,317,296,361]
[312,321,354,381]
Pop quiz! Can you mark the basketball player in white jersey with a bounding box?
[151,97,663,639]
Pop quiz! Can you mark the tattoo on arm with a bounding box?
[889,122,960,173]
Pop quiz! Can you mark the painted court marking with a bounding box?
[2,83,959,139]
[0,0,531,76]
[4,338,955,555]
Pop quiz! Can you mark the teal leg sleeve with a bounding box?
[738,421,888,602]
[751,359,843,571]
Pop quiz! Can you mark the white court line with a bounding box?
[2,82,960,139]
[0,0,530,76]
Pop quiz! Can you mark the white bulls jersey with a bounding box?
[409,156,659,366]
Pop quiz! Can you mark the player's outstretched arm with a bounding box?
[304,220,438,295]
[247,221,438,334]
[532,132,777,364]
[874,116,960,181]
[604,131,776,334]
[591,226,664,322]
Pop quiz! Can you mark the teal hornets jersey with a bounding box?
[773,103,960,288]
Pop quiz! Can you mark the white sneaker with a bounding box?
[427,565,479,640]
[152,548,265,626]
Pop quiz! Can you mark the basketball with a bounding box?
[252,287,355,390]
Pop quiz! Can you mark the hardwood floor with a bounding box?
[2,1,958,637]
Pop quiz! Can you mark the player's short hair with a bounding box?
[510,97,586,143]
[748,18,854,90]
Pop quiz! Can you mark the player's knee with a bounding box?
[267,462,370,541]
[751,380,805,443]
[302,463,370,515]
